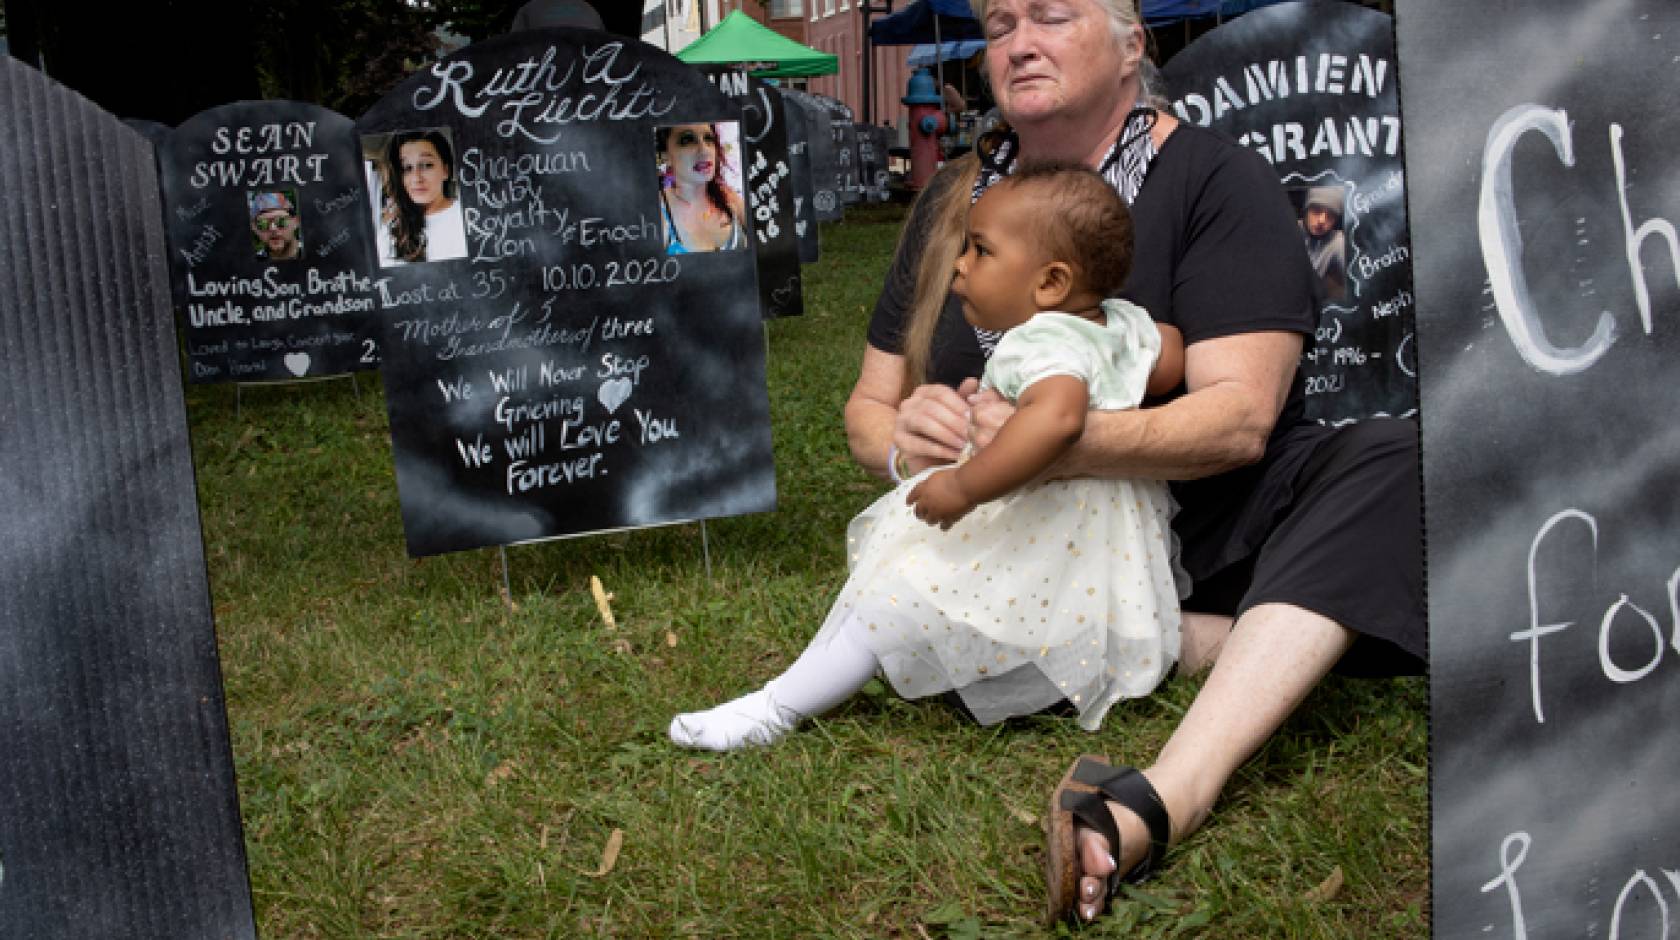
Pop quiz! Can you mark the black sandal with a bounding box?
[1044,755,1172,924]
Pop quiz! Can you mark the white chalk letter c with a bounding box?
[1479,104,1616,375]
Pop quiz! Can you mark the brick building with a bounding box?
[641,0,925,131]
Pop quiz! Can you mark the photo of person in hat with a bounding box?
[1295,184,1346,301]
[249,189,303,262]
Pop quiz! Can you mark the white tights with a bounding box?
[669,615,880,751]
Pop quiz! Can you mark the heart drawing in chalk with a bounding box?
[771,277,797,309]
[283,352,310,377]
[598,377,633,414]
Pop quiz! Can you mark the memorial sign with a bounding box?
[158,102,382,383]
[1399,1,1680,935]
[1,58,256,939]
[356,31,776,556]
[1163,0,1414,424]
[856,123,893,203]
[782,94,821,263]
[811,93,862,206]
[706,68,805,319]
[781,89,843,222]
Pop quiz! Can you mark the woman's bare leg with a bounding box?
[1072,603,1353,922]
[1177,611,1234,675]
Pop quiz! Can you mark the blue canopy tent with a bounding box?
[907,40,987,68]
[865,0,983,124]
[1143,0,1291,26]
[862,0,1295,121]
[867,0,983,46]
[869,0,1295,45]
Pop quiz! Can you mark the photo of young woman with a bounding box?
[364,128,469,266]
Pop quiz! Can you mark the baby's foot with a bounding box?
[669,689,800,751]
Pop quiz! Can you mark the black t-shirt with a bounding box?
[867,123,1323,578]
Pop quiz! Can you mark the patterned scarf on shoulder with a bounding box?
[965,107,1160,357]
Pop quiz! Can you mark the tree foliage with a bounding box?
[252,0,525,115]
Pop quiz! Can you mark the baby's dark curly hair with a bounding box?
[990,162,1134,298]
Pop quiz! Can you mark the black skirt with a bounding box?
[1181,417,1425,678]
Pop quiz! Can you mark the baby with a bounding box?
[672,163,1186,749]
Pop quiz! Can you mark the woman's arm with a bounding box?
[1146,323,1185,398]
[844,345,974,482]
[908,375,1087,527]
[1067,330,1298,479]
[968,329,1299,481]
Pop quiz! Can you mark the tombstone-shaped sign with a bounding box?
[158,101,382,383]
[781,89,843,222]
[812,94,863,206]
[122,117,173,151]
[357,30,776,556]
[1164,0,1414,425]
[782,94,821,263]
[1399,1,1680,936]
[855,123,892,202]
[835,119,863,204]
[705,68,804,318]
[0,58,255,939]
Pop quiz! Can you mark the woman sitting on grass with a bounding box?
[670,163,1185,750]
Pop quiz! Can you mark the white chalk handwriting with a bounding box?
[1479,106,1677,375]
[1512,508,1680,724]
[1481,831,1679,939]
[411,43,677,144]
[1173,54,1390,124]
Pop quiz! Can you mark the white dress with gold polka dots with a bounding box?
[827,300,1184,731]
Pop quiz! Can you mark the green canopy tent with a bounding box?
[675,10,839,78]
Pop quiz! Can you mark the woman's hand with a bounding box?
[966,386,1016,453]
[893,377,979,476]
[906,468,973,528]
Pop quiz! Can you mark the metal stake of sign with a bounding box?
[700,519,714,580]
[498,545,514,610]
[233,372,363,421]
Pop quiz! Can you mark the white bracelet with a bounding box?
[887,444,904,483]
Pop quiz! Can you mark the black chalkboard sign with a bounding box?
[782,94,822,263]
[705,68,805,319]
[809,94,862,206]
[122,117,173,151]
[158,101,382,383]
[357,30,776,556]
[1163,0,1415,425]
[1,58,256,939]
[834,114,863,204]
[1399,1,1680,936]
[781,89,844,223]
[855,123,893,202]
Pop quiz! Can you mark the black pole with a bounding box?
[860,0,895,126]
[862,3,873,124]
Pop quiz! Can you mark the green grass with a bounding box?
[188,203,1427,938]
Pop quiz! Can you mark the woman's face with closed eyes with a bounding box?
[980,0,1142,131]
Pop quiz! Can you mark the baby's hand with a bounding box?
[907,469,973,529]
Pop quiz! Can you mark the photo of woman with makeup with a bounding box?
[655,122,748,255]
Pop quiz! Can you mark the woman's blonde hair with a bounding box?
[899,1,1159,392]
[898,153,981,395]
